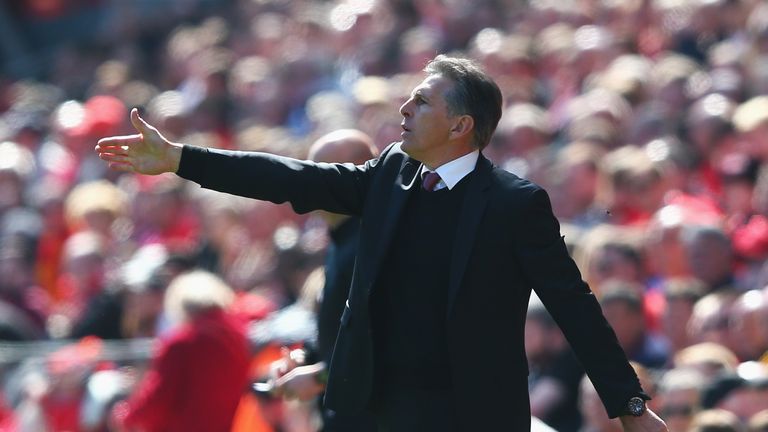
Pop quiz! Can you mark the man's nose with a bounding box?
[399,100,411,117]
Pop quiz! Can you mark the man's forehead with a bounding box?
[411,74,451,96]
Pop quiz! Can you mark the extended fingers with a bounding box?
[96,134,142,152]
[98,152,132,165]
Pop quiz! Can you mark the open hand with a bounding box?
[95,108,182,175]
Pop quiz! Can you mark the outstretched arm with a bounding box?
[95,108,183,175]
[95,108,381,216]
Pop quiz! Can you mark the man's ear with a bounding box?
[450,115,474,141]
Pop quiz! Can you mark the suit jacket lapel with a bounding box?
[446,154,492,322]
[365,158,420,293]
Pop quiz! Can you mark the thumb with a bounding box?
[130,108,151,134]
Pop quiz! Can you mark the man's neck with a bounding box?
[412,141,476,170]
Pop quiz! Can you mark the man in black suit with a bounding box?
[96,55,667,431]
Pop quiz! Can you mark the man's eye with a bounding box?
[414,97,426,105]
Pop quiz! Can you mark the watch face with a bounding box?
[628,397,646,416]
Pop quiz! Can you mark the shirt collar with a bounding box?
[421,150,479,190]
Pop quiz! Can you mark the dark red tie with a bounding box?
[422,171,441,191]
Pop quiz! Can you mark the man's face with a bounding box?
[399,74,458,164]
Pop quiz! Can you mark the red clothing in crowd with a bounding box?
[114,309,250,432]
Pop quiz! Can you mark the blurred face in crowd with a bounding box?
[685,234,732,289]
[729,292,768,361]
[601,299,645,353]
[663,297,697,352]
[658,387,699,432]
[589,245,644,289]
[717,386,768,421]
[645,221,690,279]
[688,298,734,349]
[399,74,462,166]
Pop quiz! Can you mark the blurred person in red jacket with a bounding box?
[111,270,250,432]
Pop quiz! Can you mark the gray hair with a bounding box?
[424,55,503,149]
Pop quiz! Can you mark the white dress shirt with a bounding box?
[420,150,479,191]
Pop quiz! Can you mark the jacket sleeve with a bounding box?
[512,186,648,418]
[176,145,381,216]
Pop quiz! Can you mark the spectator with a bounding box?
[526,293,584,431]
[688,290,740,350]
[674,343,739,379]
[656,368,706,432]
[729,290,768,361]
[661,278,706,352]
[0,233,48,336]
[599,281,670,368]
[111,270,250,432]
[749,410,768,432]
[701,372,768,422]
[688,409,744,432]
[682,225,738,292]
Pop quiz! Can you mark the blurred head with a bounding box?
[0,141,35,212]
[61,230,107,296]
[308,129,378,165]
[734,96,768,162]
[64,180,127,236]
[748,410,768,432]
[729,290,768,361]
[720,163,760,227]
[0,233,36,294]
[662,278,706,352]
[685,94,736,157]
[688,409,743,432]
[572,224,642,292]
[308,129,378,227]
[681,225,734,290]
[644,206,692,279]
[599,281,646,354]
[674,342,739,378]
[549,141,603,221]
[598,145,665,222]
[589,241,645,290]
[702,372,768,421]
[657,368,706,432]
[689,291,740,349]
[164,270,235,325]
[490,103,550,163]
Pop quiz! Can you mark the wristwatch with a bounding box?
[626,396,647,417]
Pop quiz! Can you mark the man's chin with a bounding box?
[399,140,416,157]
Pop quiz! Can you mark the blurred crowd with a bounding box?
[2,0,768,431]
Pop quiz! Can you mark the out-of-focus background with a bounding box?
[1,0,768,431]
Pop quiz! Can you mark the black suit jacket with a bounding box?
[177,142,645,429]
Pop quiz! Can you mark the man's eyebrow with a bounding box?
[412,90,429,101]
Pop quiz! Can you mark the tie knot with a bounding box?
[422,171,441,192]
